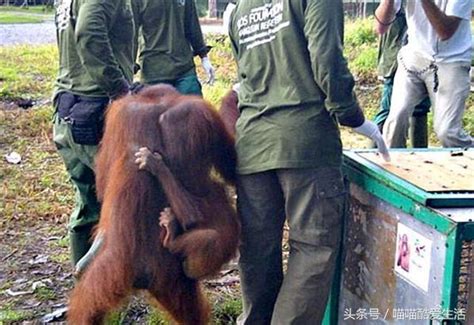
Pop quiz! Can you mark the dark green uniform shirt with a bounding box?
[377,7,407,78]
[134,0,209,84]
[229,0,364,174]
[54,0,134,99]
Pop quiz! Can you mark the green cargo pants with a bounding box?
[162,71,203,96]
[52,95,104,265]
[236,167,346,325]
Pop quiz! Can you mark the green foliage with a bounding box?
[345,17,377,47]
[34,286,56,301]
[197,34,237,108]
[103,306,169,324]
[344,18,378,82]
[349,45,378,79]
[212,295,242,325]
[0,309,32,323]
[146,309,170,324]
[463,95,474,135]
[195,0,208,17]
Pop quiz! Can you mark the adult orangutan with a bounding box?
[67,84,240,324]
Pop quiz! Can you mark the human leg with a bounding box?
[237,171,286,325]
[428,62,473,148]
[271,168,346,325]
[173,72,203,96]
[383,58,428,148]
[373,77,394,128]
[53,114,100,265]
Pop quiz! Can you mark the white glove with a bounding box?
[353,120,391,162]
[201,56,215,85]
[232,83,240,93]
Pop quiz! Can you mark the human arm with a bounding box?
[421,0,463,41]
[131,0,142,74]
[304,0,364,128]
[304,0,390,161]
[183,0,214,83]
[184,0,210,57]
[374,0,400,35]
[75,0,131,99]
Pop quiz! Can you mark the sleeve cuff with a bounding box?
[336,104,365,127]
[108,78,130,100]
[194,45,213,57]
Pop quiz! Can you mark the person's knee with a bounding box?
[389,104,413,121]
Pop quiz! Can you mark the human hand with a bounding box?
[353,120,391,162]
[201,56,215,85]
[110,80,131,101]
[129,82,145,94]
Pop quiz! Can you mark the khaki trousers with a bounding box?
[383,50,473,148]
[236,167,346,325]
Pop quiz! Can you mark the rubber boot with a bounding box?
[69,226,94,266]
[409,115,428,148]
[74,231,104,278]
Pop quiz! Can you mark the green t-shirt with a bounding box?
[377,7,407,78]
[229,0,364,175]
[54,0,134,98]
[134,0,209,84]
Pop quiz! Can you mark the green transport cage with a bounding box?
[323,148,474,324]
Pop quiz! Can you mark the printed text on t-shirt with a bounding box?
[236,1,290,50]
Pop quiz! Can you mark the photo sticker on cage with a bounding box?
[394,223,432,292]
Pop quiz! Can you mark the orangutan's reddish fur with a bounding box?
[219,89,239,137]
[67,85,240,324]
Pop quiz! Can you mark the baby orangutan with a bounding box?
[134,146,238,279]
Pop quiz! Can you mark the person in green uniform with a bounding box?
[373,3,431,148]
[229,1,390,324]
[133,0,214,95]
[53,0,134,265]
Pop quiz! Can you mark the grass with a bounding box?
[0,5,53,14]
[198,34,237,104]
[0,309,33,323]
[212,294,242,325]
[1,21,473,322]
[0,5,53,24]
[0,45,57,100]
[0,12,44,24]
[344,17,379,83]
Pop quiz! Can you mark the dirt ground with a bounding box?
[0,211,241,323]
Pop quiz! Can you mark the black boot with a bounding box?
[74,231,104,278]
[409,115,428,148]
